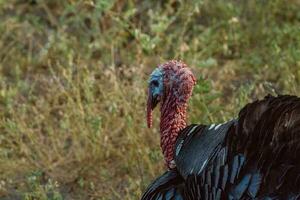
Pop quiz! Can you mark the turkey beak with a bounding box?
[147,88,160,128]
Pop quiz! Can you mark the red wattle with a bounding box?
[146,60,196,169]
[160,97,187,168]
[147,88,153,128]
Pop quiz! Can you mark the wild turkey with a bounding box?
[141,60,300,200]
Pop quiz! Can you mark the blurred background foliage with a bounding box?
[0,0,299,199]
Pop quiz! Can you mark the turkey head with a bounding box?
[147,60,196,168]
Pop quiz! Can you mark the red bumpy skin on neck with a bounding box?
[147,60,196,169]
[147,87,153,128]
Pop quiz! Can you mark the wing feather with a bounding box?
[174,95,300,199]
[141,170,184,200]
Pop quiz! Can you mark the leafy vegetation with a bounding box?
[0,0,299,199]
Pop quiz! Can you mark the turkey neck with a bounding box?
[160,93,188,168]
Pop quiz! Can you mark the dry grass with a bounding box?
[0,0,299,199]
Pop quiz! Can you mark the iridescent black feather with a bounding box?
[141,95,300,200]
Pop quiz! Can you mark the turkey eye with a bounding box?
[152,80,159,87]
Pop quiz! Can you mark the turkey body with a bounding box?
[141,95,300,200]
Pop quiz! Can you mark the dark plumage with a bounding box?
[142,95,300,199]
[143,61,300,199]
